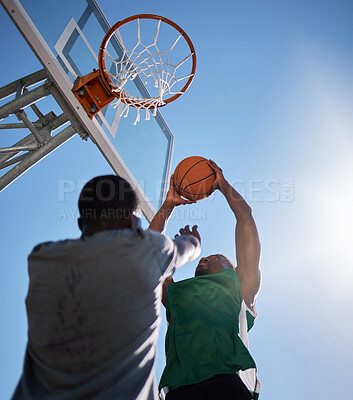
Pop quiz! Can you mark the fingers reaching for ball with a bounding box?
[207,159,226,192]
[166,174,196,206]
[207,159,221,171]
[177,225,201,244]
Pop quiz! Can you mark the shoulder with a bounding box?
[202,269,243,304]
[145,229,175,251]
[28,238,83,262]
[209,268,240,285]
[167,271,244,312]
[29,240,64,255]
[172,269,239,292]
[31,242,51,254]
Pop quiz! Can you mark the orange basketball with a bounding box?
[173,156,216,201]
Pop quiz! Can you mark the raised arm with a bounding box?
[209,160,261,309]
[149,175,195,234]
[149,175,200,306]
[161,225,201,306]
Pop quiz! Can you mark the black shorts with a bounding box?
[165,373,252,400]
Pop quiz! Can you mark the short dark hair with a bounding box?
[216,254,235,269]
[78,175,138,220]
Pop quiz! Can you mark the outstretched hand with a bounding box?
[148,175,196,233]
[175,224,201,244]
[165,175,196,206]
[208,159,227,193]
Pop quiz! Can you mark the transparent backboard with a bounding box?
[2,0,174,221]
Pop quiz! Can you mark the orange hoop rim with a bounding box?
[98,14,197,107]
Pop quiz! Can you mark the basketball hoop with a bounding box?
[99,14,197,124]
[73,14,196,124]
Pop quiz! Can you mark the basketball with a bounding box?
[173,156,216,201]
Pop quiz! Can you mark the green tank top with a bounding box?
[159,268,258,395]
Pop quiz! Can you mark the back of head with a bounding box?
[78,175,138,224]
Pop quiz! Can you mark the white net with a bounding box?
[102,18,195,125]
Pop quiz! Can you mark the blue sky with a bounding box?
[1,0,353,399]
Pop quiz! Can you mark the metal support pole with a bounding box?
[0,123,27,129]
[0,153,27,170]
[0,69,85,193]
[0,113,68,130]
[49,113,70,132]
[30,102,44,119]
[0,125,77,191]
[15,109,46,144]
[0,83,50,120]
[0,134,36,164]
[0,145,37,153]
[0,69,48,101]
[0,113,69,165]
[16,80,25,98]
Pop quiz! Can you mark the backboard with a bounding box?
[1,0,174,222]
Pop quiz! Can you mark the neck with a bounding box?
[80,218,132,239]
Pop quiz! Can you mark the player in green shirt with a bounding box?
[152,160,261,400]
